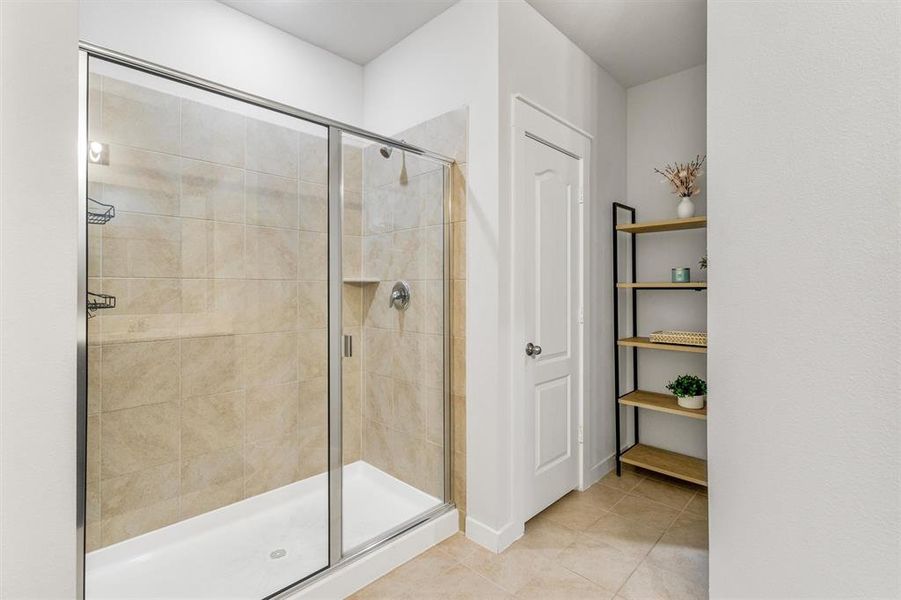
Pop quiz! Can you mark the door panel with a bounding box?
[521,135,581,520]
[536,376,571,472]
[535,176,571,360]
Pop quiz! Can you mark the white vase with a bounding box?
[677,394,706,410]
[677,196,696,218]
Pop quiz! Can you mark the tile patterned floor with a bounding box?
[350,467,708,600]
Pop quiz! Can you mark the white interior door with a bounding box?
[520,134,582,520]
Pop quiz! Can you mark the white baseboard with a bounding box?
[464,515,524,553]
[582,453,616,490]
[287,509,458,600]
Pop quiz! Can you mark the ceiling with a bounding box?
[525,0,707,88]
[221,0,705,86]
[220,0,457,65]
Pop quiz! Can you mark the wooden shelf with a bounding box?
[617,336,707,354]
[621,443,707,487]
[619,390,706,420]
[616,216,707,234]
[616,282,707,289]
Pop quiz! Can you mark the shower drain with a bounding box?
[270,549,287,560]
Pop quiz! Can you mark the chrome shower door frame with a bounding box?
[76,44,456,600]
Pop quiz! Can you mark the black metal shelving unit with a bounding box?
[612,202,637,477]
[611,202,708,482]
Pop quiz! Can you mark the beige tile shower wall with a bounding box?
[85,75,362,550]
[359,109,468,526]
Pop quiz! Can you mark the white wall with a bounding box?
[364,0,505,546]
[80,0,363,126]
[0,2,80,599]
[625,65,707,459]
[708,1,900,597]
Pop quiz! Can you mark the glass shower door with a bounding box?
[339,132,449,554]
[83,55,329,599]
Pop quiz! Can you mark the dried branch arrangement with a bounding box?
[655,155,706,198]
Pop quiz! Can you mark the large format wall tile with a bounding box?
[103,212,181,278]
[246,225,299,280]
[244,280,298,334]
[246,172,299,229]
[91,145,180,216]
[101,340,179,411]
[298,281,328,329]
[246,382,299,443]
[298,132,327,184]
[246,120,299,179]
[181,100,245,168]
[180,159,245,223]
[180,391,245,457]
[180,447,244,519]
[101,77,180,155]
[101,402,179,478]
[101,278,181,316]
[299,182,327,233]
[244,331,299,387]
[180,335,244,397]
[246,434,300,497]
[297,230,328,281]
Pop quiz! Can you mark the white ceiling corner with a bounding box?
[219,0,458,65]
[524,0,707,88]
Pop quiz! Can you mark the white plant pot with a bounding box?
[677,196,696,218]
[677,394,706,410]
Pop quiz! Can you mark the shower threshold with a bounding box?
[85,461,442,600]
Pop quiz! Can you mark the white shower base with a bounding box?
[86,461,442,600]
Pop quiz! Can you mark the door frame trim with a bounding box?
[510,95,592,528]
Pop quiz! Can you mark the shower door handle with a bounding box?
[343,335,352,358]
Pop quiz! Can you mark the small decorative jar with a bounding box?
[671,267,691,283]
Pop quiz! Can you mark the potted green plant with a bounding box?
[666,374,707,409]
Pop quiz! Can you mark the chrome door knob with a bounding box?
[525,342,542,357]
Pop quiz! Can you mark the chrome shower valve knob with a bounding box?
[389,280,412,311]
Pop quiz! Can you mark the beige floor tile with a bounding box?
[520,513,580,559]
[683,494,708,518]
[644,513,708,585]
[438,532,481,562]
[630,478,696,511]
[555,534,643,595]
[349,570,415,600]
[355,474,707,600]
[463,543,553,595]
[584,512,666,559]
[618,560,707,600]
[423,564,514,599]
[516,563,614,600]
[609,494,681,531]
[668,512,709,541]
[540,485,624,530]
[598,468,644,493]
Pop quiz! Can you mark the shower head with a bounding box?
[379,145,393,158]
